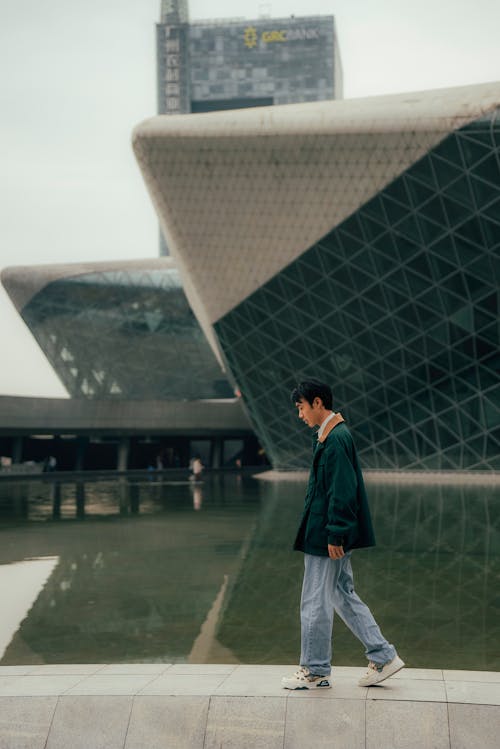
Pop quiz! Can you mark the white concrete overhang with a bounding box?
[132,81,500,362]
[1,258,174,313]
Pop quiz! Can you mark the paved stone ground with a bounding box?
[0,664,499,748]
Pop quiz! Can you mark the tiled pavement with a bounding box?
[0,664,499,748]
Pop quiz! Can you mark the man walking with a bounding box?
[281,379,404,690]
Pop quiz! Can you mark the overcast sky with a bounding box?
[1,0,500,398]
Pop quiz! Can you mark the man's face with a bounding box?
[295,397,323,428]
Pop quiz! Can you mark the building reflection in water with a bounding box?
[0,474,498,670]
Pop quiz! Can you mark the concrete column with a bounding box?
[117,437,130,472]
[52,482,61,519]
[118,477,129,515]
[211,437,223,469]
[12,436,23,464]
[76,482,85,518]
[75,437,87,471]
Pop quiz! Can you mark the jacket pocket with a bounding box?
[306,507,328,547]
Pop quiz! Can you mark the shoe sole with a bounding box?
[281,680,331,690]
[359,659,405,687]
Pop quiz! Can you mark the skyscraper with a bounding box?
[156,0,343,253]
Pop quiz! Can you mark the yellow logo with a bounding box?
[243,26,258,49]
[262,30,286,43]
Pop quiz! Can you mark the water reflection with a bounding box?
[0,474,498,670]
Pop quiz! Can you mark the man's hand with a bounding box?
[328,544,345,559]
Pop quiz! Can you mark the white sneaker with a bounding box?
[281,666,331,690]
[358,655,405,686]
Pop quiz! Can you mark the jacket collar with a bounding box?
[317,412,345,443]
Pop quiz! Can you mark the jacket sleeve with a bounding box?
[323,442,359,547]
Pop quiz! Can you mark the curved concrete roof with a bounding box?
[1,257,174,312]
[132,81,500,354]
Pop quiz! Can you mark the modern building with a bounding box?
[157,2,342,116]
[0,259,260,470]
[2,2,345,470]
[156,1,342,253]
[1,258,232,401]
[133,81,500,471]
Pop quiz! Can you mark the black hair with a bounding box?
[291,379,333,410]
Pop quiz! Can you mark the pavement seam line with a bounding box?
[282,691,290,749]
[121,695,135,749]
[43,694,60,749]
[445,699,452,749]
[202,694,213,749]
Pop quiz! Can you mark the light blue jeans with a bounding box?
[300,552,396,676]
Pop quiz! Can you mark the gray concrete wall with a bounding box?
[0,396,251,435]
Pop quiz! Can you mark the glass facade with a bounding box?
[215,110,500,470]
[20,267,233,400]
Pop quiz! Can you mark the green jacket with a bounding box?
[293,415,376,556]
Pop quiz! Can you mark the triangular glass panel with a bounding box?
[472,154,500,187]
[295,259,321,289]
[280,266,311,294]
[383,177,412,208]
[456,135,492,168]
[452,235,480,267]
[381,195,409,224]
[265,275,290,303]
[469,174,500,209]
[475,333,497,360]
[394,234,421,263]
[360,214,387,242]
[480,197,500,225]
[371,250,396,277]
[432,133,464,168]
[317,233,344,257]
[483,396,500,428]
[404,174,435,208]
[440,286,466,315]
[443,271,468,299]
[360,195,386,223]
[349,268,374,295]
[427,322,450,346]
[455,216,484,246]
[294,294,317,323]
[431,153,463,189]
[477,363,499,391]
[407,252,433,280]
[340,214,365,242]
[429,254,456,280]
[380,286,407,313]
[457,124,495,147]
[449,303,474,333]
[480,215,500,249]
[416,214,445,244]
[394,214,422,243]
[336,229,365,256]
[384,267,410,295]
[402,267,428,295]
[407,156,437,189]
[441,194,473,227]
[417,287,445,314]
[350,249,377,276]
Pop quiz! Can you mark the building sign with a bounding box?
[243,25,320,48]
[164,26,181,113]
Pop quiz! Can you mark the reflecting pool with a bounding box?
[0,473,499,670]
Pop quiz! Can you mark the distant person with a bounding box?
[281,379,404,690]
[45,455,57,473]
[190,455,204,482]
